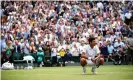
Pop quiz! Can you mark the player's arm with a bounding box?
[91,45,101,62]
[95,45,101,58]
[91,53,101,62]
[95,53,101,59]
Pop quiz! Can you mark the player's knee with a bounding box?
[100,58,104,61]
[80,58,87,67]
[99,58,104,65]
[80,58,86,63]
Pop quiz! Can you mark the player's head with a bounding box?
[89,37,97,47]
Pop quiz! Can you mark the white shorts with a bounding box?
[87,60,95,65]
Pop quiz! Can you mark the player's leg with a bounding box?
[86,60,97,74]
[91,57,104,74]
[80,58,87,74]
[87,59,97,74]
[95,57,104,67]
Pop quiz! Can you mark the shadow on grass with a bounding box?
[79,73,104,75]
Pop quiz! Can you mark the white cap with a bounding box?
[39,47,43,51]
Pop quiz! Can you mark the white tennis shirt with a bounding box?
[83,45,100,60]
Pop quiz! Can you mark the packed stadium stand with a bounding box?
[1,1,133,69]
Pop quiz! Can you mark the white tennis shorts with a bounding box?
[87,60,95,65]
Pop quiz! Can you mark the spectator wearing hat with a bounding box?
[37,47,44,67]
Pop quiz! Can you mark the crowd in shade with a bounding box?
[1,1,133,66]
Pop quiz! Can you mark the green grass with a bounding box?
[1,65,133,80]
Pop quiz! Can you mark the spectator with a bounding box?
[5,40,14,63]
[71,38,80,48]
[0,33,6,56]
[21,39,30,56]
[100,40,109,61]
[13,40,21,60]
[71,44,79,56]
[65,41,72,51]
[114,38,125,48]
[51,45,58,66]
[30,42,37,54]
[107,42,115,62]
[64,49,72,63]
[30,42,37,61]
[37,47,44,67]
[44,41,51,57]
[58,43,66,66]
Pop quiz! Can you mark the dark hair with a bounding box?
[89,37,95,43]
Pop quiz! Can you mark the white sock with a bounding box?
[91,64,97,74]
[83,67,86,73]
[93,64,97,68]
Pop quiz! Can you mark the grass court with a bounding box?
[1,65,133,80]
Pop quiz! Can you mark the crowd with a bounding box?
[1,1,133,67]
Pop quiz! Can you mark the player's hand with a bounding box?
[91,58,96,63]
